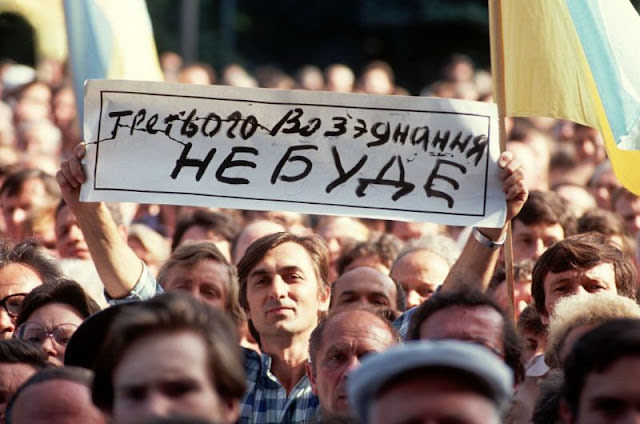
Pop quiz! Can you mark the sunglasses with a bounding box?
[0,293,27,318]
[16,322,78,346]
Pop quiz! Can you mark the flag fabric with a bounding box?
[491,0,640,194]
[63,0,164,125]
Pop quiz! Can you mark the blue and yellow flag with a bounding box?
[491,0,640,194]
[63,0,164,123]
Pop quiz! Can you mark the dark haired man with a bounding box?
[236,232,331,423]
[91,292,245,424]
[531,232,637,321]
[510,189,575,264]
[562,318,640,423]
[408,289,524,385]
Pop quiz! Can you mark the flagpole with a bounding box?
[489,0,516,323]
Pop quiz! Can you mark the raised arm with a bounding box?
[56,143,146,298]
[442,151,528,292]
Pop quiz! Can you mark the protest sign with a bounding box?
[81,80,505,227]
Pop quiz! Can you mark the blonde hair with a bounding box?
[546,292,640,368]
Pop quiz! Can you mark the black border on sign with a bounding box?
[94,89,492,217]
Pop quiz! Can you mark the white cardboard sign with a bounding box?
[81,79,506,227]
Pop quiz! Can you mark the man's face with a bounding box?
[55,205,91,259]
[390,250,449,309]
[419,305,505,359]
[331,267,397,314]
[0,363,37,422]
[543,262,616,317]
[0,263,42,339]
[572,356,640,424]
[614,195,640,237]
[512,220,564,263]
[112,331,237,424]
[245,242,329,338]
[308,311,396,415]
[163,259,229,310]
[10,379,106,424]
[1,178,50,241]
[371,374,500,424]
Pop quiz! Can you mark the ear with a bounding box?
[305,361,318,395]
[559,398,574,424]
[222,397,241,424]
[318,284,331,313]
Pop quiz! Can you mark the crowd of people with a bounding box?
[1,51,640,424]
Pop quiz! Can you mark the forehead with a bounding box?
[393,250,449,275]
[319,312,395,351]
[319,218,368,240]
[579,356,640,414]
[165,258,229,284]
[115,331,211,385]
[0,263,43,296]
[25,302,84,325]
[543,262,616,288]
[334,269,395,297]
[2,178,46,202]
[420,305,504,339]
[255,241,315,270]
[0,362,37,388]
[182,225,224,242]
[512,220,564,236]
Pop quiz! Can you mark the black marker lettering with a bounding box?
[326,146,367,193]
[367,122,390,147]
[431,130,450,152]
[356,155,415,200]
[226,111,242,139]
[324,116,347,137]
[108,110,133,138]
[180,108,199,138]
[424,159,467,208]
[145,113,159,134]
[131,109,146,135]
[392,123,410,145]
[411,126,429,150]
[202,113,222,137]
[215,146,258,184]
[353,119,367,138]
[170,142,216,182]
[449,132,472,154]
[271,145,318,184]
[466,135,488,166]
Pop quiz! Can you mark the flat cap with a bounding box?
[347,340,513,423]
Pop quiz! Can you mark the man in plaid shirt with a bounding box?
[237,232,332,424]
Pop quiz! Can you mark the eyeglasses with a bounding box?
[16,322,78,346]
[0,293,27,317]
